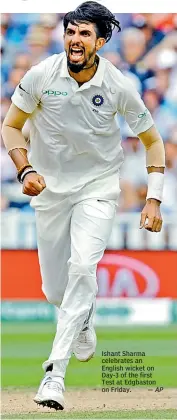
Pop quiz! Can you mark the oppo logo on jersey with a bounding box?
[42,90,68,96]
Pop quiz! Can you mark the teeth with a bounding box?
[71,48,83,53]
[70,48,83,57]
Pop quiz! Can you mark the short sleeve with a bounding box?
[118,78,154,136]
[11,64,43,114]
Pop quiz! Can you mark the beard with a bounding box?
[67,47,96,74]
[67,57,88,73]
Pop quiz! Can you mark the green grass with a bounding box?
[2,324,177,419]
[1,409,177,419]
[1,323,177,388]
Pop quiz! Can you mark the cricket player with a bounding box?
[2,1,165,410]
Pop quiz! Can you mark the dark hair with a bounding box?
[63,1,121,43]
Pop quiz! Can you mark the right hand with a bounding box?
[22,172,46,196]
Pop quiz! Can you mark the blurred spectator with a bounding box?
[1,14,10,37]
[161,127,177,213]
[119,131,148,212]
[135,184,148,211]
[14,53,32,73]
[1,146,17,183]
[0,195,9,211]
[119,181,139,212]
[120,27,153,88]
[121,27,146,65]
[141,13,177,32]
[1,133,17,183]
[24,25,51,65]
[2,68,26,98]
[143,78,176,140]
[165,127,177,173]
[102,51,122,69]
[37,14,63,54]
[120,133,147,187]
[155,49,177,96]
[1,34,6,56]
[132,14,165,52]
[1,13,28,47]
[0,137,32,210]
[142,29,177,70]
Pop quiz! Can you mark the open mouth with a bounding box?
[69,47,84,61]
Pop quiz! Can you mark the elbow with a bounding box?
[2,123,21,136]
[1,121,5,135]
[1,121,12,135]
[1,122,10,142]
[1,123,9,151]
[1,122,7,141]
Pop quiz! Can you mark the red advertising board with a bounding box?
[97,250,177,298]
[1,250,177,299]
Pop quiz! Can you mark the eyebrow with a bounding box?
[80,29,91,34]
[66,27,92,34]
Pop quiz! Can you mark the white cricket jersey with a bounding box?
[12,52,153,197]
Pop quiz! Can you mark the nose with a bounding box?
[71,31,81,44]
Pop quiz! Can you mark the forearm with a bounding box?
[2,125,30,171]
[138,126,165,202]
[138,126,165,169]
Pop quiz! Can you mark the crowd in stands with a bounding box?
[1,13,177,214]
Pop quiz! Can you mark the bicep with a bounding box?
[119,80,154,135]
[138,125,161,148]
[11,64,43,114]
[2,103,31,131]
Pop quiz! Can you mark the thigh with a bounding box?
[35,197,72,304]
[70,199,116,266]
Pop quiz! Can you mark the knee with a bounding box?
[68,262,98,295]
[68,261,96,277]
[42,288,63,308]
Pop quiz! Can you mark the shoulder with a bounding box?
[101,56,138,95]
[29,52,65,78]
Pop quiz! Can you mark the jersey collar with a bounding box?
[60,53,105,88]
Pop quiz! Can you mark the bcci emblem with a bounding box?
[92,94,104,107]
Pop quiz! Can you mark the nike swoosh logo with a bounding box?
[19,84,29,94]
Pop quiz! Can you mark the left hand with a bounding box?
[140,199,163,232]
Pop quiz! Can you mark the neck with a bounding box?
[68,57,98,85]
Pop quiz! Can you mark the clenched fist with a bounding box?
[140,198,163,232]
[22,172,46,196]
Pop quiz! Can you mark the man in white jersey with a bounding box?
[2,1,165,411]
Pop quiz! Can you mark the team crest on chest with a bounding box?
[92,94,104,107]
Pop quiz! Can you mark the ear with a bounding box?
[96,38,106,51]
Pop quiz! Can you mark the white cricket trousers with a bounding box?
[35,192,117,378]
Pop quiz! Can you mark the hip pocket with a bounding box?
[82,199,116,220]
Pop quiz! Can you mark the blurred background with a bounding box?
[1,13,177,391]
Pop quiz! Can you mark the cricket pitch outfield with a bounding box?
[1,323,177,419]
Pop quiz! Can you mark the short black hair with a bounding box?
[63,1,121,43]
